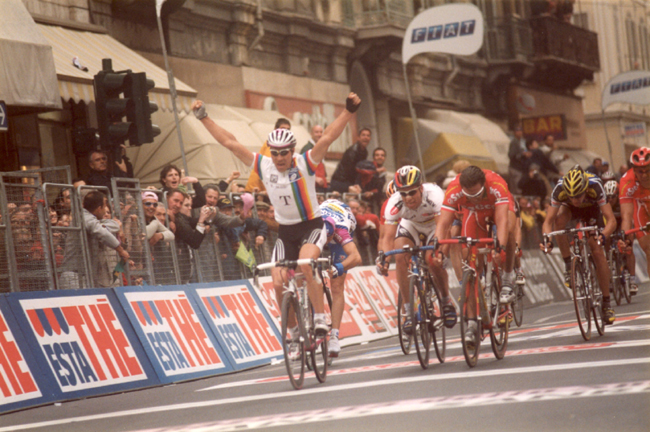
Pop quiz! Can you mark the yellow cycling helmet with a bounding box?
[562,165,589,197]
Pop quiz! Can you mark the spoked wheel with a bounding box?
[397,291,413,355]
[429,286,446,363]
[487,269,508,360]
[459,271,479,368]
[571,258,591,341]
[589,258,605,336]
[281,292,305,390]
[621,266,632,304]
[609,249,622,306]
[413,279,431,370]
[512,283,524,328]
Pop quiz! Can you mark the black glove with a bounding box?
[346,96,360,113]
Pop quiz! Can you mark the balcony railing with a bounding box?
[485,16,534,62]
[342,0,414,29]
[529,16,600,70]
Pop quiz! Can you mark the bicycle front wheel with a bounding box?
[459,271,479,368]
[589,258,605,336]
[571,258,591,341]
[397,291,413,355]
[512,283,524,327]
[430,286,446,363]
[488,269,508,360]
[413,279,431,370]
[609,249,621,306]
[307,300,328,383]
[281,292,305,390]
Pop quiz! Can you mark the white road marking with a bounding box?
[128,380,650,432]
[3,357,649,432]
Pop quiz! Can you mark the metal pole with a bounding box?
[602,109,615,167]
[402,63,426,172]
[155,0,192,192]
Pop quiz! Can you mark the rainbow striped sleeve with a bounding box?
[252,153,264,180]
[291,174,315,221]
[303,150,318,176]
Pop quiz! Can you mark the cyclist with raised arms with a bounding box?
[618,147,650,295]
[434,166,518,348]
[540,165,616,324]
[320,199,361,358]
[191,94,361,339]
[376,165,457,335]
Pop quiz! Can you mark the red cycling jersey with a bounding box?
[442,169,512,239]
[619,168,650,238]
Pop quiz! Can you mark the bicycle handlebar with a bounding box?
[255,257,331,271]
[623,222,650,236]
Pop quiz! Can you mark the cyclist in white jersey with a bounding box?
[321,199,362,357]
[192,94,361,337]
[377,166,457,335]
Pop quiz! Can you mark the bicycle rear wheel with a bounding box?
[571,258,591,341]
[413,278,431,370]
[281,292,305,390]
[512,283,524,327]
[459,271,479,368]
[609,249,622,306]
[589,258,605,336]
[397,291,413,355]
[488,269,508,359]
[430,285,446,363]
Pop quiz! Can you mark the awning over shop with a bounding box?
[126,104,310,187]
[36,24,197,112]
[0,0,61,111]
[396,117,498,182]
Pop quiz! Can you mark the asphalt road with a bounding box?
[3,288,649,432]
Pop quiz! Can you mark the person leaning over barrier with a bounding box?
[192,93,361,338]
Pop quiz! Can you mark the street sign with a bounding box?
[0,100,7,132]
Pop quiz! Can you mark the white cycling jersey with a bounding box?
[383,183,444,230]
[251,151,321,225]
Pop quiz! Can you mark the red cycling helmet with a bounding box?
[630,147,650,167]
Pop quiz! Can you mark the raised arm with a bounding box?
[310,93,361,164]
[192,100,254,167]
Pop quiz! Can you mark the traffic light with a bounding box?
[126,72,161,146]
[93,59,160,148]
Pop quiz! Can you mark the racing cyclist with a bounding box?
[321,199,362,358]
[434,166,519,348]
[618,147,650,295]
[604,178,638,294]
[540,166,616,324]
[376,165,457,335]
[191,93,361,340]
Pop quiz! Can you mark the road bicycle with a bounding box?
[380,244,446,369]
[511,259,526,327]
[436,231,509,368]
[609,222,650,305]
[255,257,331,390]
[544,225,604,341]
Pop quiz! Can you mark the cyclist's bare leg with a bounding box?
[394,236,416,308]
[553,206,572,260]
[465,253,484,320]
[330,276,345,331]
[273,267,296,327]
[504,210,518,273]
[638,234,650,276]
[426,249,450,298]
[588,236,611,297]
[298,243,324,313]
[450,224,463,281]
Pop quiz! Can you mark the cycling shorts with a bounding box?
[272,217,327,262]
[395,219,436,246]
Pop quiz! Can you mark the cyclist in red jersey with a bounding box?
[434,166,518,346]
[618,147,650,295]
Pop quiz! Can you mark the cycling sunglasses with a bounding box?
[462,185,484,199]
[399,189,419,198]
[270,149,292,157]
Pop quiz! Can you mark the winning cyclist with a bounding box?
[540,165,616,324]
[321,199,362,358]
[434,166,518,348]
[376,165,457,335]
[618,147,650,295]
[192,93,361,339]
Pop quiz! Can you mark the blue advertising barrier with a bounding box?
[191,281,284,369]
[114,285,236,383]
[1,289,160,413]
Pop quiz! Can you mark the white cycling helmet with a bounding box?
[604,180,618,197]
[267,128,296,149]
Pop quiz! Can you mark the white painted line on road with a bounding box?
[3,357,649,432]
[202,338,650,389]
[128,380,650,432]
